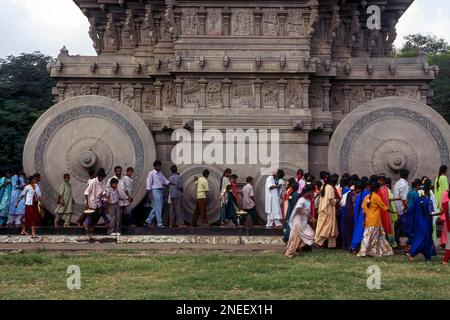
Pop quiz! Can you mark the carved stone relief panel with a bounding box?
[262,81,278,108]
[142,86,156,112]
[207,8,222,35]
[286,80,302,108]
[162,82,175,107]
[287,9,303,37]
[207,80,223,107]
[397,86,419,101]
[183,80,199,108]
[64,85,77,100]
[98,85,113,99]
[232,9,252,36]
[231,81,254,108]
[374,87,388,100]
[263,9,278,36]
[350,87,365,110]
[181,8,198,35]
[121,85,136,109]
[122,10,138,48]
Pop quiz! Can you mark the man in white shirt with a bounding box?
[265,170,282,228]
[84,168,107,234]
[393,169,410,244]
[122,167,135,226]
[146,160,169,228]
[242,176,261,226]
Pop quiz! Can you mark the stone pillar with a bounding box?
[364,87,374,102]
[322,83,331,112]
[253,11,263,36]
[198,78,207,109]
[277,79,287,109]
[174,10,182,37]
[278,12,287,36]
[301,80,310,109]
[222,9,231,36]
[420,86,429,104]
[342,86,351,114]
[198,8,207,36]
[175,79,183,109]
[222,78,231,109]
[56,83,66,102]
[154,81,163,110]
[112,83,121,101]
[134,84,144,112]
[254,79,262,109]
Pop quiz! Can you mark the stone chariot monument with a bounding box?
[23,0,450,222]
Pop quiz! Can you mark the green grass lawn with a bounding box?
[0,250,449,300]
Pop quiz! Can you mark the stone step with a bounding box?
[0,226,284,236]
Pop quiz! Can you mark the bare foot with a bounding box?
[406,253,415,262]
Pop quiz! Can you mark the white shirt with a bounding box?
[84,177,107,209]
[108,176,130,206]
[21,185,36,205]
[146,169,169,190]
[242,183,255,209]
[393,178,409,215]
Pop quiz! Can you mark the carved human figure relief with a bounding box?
[207,81,223,107]
[183,80,199,108]
[262,81,278,107]
[163,83,175,106]
[286,81,302,108]
[142,86,156,111]
[121,85,136,109]
[104,14,119,52]
[232,9,252,36]
[122,10,138,48]
[263,9,278,36]
[231,81,254,108]
[88,17,102,54]
[207,8,222,35]
[181,8,198,35]
[141,5,156,44]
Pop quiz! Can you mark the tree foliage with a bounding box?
[0,52,55,173]
[398,34,450,57]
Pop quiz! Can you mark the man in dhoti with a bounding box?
[265,170,282,229]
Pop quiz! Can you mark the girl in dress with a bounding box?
[16,176,40,237]
[358,181,394,257]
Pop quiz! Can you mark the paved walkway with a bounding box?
[0,242,286,254]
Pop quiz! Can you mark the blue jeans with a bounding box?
[146,189,164,226]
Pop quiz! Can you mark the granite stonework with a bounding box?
[0,235,283,245]
[23,0,450,224]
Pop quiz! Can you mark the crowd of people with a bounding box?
[0,162,449,264]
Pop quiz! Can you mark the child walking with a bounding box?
[16,175,40,237]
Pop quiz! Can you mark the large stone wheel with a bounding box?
[328,96,450,179]
[23,95,156,217]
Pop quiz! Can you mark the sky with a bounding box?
[0,0,449,58]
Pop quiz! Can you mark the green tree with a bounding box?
[397,34,450,57]
[429,52,450,123]
[0,52,55,173]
